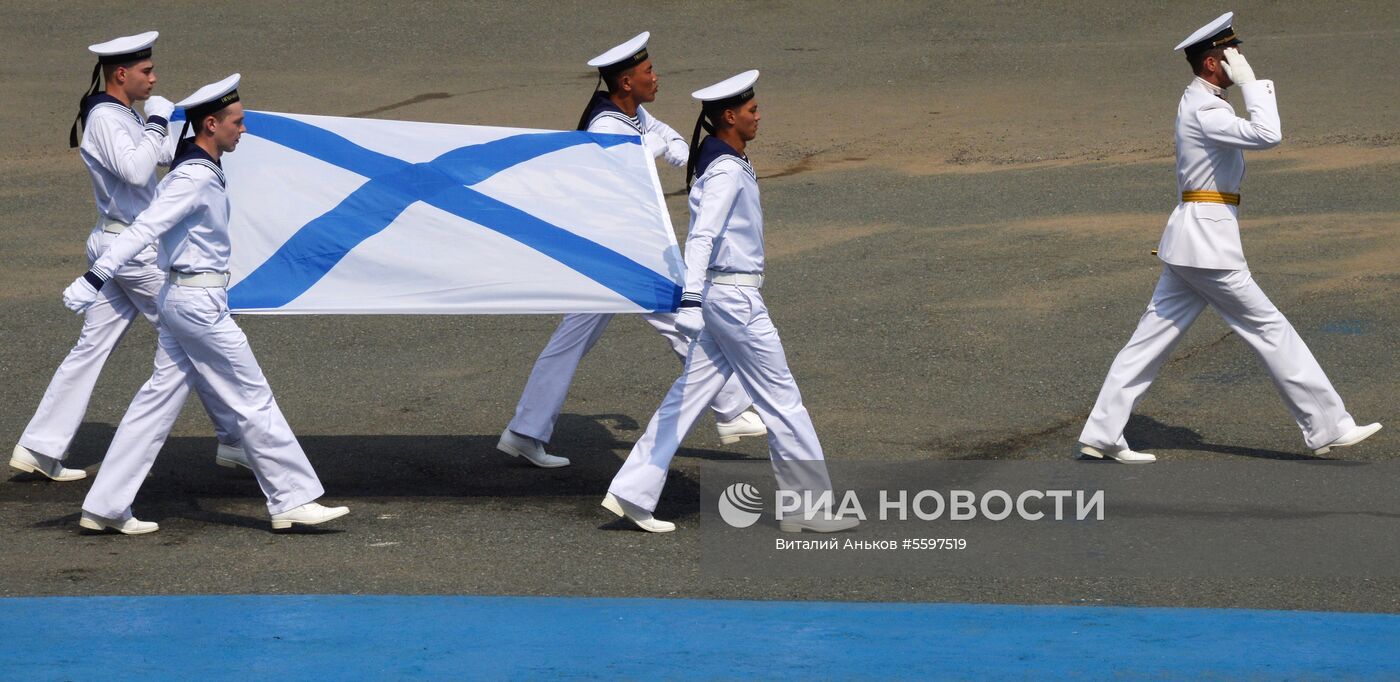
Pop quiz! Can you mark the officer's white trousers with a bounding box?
[82,284,323,519]
[608,284,831,512]
[1080,264,1355,451]
[19,227,240,460]
[507,311,752,443]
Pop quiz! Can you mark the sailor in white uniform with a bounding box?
[498,32,764,468]
[10,32,249,484]
[63,75,348,534]
[602,72,858,534]
[1077,13,1381,463]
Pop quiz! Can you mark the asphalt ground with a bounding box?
[2,2,1398,611]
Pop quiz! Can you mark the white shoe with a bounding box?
[215,442,252,471]
[496,429,570,468]
[1314,423,1382,455]
[779,516,861,533]
[270,502,350,530]
[717,410,766,445]
[601,493,675,533]
[1077,444,1157,463]
[9,445,87,481]
[79,511,158,535]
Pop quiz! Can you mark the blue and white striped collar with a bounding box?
[584,92,642,133]
[81,93,142,125]
[172,144,226,187]
[694,135,754,180]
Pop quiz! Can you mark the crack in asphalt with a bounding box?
[348,92,455,118]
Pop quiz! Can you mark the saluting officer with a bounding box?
[602,71,857,534]
[498,32,763,469]
[1077,13,1381,463]
[63,75,348,534]
[10,32,249,484]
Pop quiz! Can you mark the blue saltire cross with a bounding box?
[174,110,681,312]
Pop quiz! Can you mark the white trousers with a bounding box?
[19,227,240,460]
[506,311,752,443]
[82,284,323,519]
[608,284,831,512]
[1080,264,1355,451]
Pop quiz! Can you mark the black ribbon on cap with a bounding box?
[576,74,605,131]
[684,112,717,190]
[599,47,647,79]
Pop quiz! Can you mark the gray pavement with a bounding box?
[1,2,1397,610]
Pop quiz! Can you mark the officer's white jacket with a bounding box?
[78,94,176,224]
[1157,77,1281,270]
[92,147,230,277]
[681,137,762,303]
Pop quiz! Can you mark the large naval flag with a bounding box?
[181,110,682,314]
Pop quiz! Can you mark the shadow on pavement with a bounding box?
[8,417,763,520]
[1125,415,1330,461]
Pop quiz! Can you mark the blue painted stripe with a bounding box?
[2,595,1398,680]
[176,110,680,311]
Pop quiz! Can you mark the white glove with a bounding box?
[62,275,100,314]
[642,132,667,159]
[144,95,175,124]
[1220,48,1256,86]
[662,139,688,168]
[674,306,704,338]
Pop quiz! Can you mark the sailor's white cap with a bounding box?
[587,32,650,75]
[176,73,241,117]
[88,31,159,63]
[1175,12,1242,54]
[691,70,759,104]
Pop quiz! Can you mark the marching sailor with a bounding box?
[498,32,764,468]
[602,71,858,533]
[63,75,348,534]
[10,31,248,483]
[1076,12,1381,462]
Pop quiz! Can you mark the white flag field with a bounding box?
[190,110,683,314]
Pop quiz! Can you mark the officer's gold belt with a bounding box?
[1181,190,1240,205]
